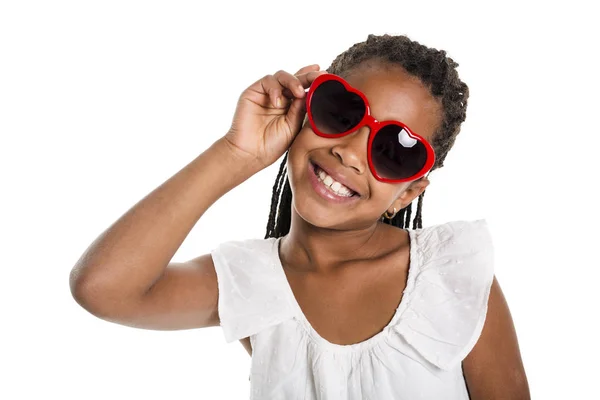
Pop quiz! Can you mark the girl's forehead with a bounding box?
[343,67,442,141]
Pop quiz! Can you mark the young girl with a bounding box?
[70,34,529,399]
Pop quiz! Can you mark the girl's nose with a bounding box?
[330,126,371,174]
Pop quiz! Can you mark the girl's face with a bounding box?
[286,62,444,230]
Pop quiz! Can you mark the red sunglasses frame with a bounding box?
[305,73,436,183]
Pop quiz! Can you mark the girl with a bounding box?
[70,34,529,399]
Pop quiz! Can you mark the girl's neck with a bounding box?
[279,212,403,274]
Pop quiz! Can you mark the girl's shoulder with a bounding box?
[210,218,495,370]
[411,218,494,265]
[389,218,495,370]
[210,235,290,343]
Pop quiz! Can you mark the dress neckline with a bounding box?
[271,228,420,353]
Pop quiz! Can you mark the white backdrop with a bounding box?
[1,1,598,399]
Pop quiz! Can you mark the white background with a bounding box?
[1,1,598,399]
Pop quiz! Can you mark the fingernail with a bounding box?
[276,97,281,108]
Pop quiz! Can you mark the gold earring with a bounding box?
[383,207,398,219]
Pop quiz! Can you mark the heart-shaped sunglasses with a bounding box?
[305,73,435,183]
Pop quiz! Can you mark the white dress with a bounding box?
[210,219,495,400]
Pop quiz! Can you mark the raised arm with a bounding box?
[69,137,261,330]
[69,65,326,332]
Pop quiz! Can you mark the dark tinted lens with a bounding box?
[371,125,428,180]
[310,80,365,135]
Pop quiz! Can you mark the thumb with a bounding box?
[285,97,307,136]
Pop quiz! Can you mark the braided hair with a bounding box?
[264,34,469,239]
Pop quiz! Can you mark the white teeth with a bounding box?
[315,166,354,197]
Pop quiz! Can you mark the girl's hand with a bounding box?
[224,65,327,169]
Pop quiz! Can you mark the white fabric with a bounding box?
[210,219,495,400]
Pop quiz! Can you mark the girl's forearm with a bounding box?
[70,137,262,299]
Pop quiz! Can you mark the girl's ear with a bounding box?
[395,177,430,209]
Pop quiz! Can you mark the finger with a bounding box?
[295,70,329,89]
[294,64,320,76]
[273,70,307,100]
[283,67,329,99]
[281,87,295,99]
[258,74,286,108]
[283,68,326,98]
[278,93,293,108]
[285,97,307,135]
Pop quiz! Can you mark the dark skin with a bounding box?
[70,58,529,397]
[242,62,530,399]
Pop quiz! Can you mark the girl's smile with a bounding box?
[307,160,362,204]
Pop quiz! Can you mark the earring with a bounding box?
[383,207,398,219]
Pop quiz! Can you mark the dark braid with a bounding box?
[265,151,289,238]
[264,34,469,239]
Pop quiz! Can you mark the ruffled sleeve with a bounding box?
[210,238,295,343]
[389,219,495,371]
